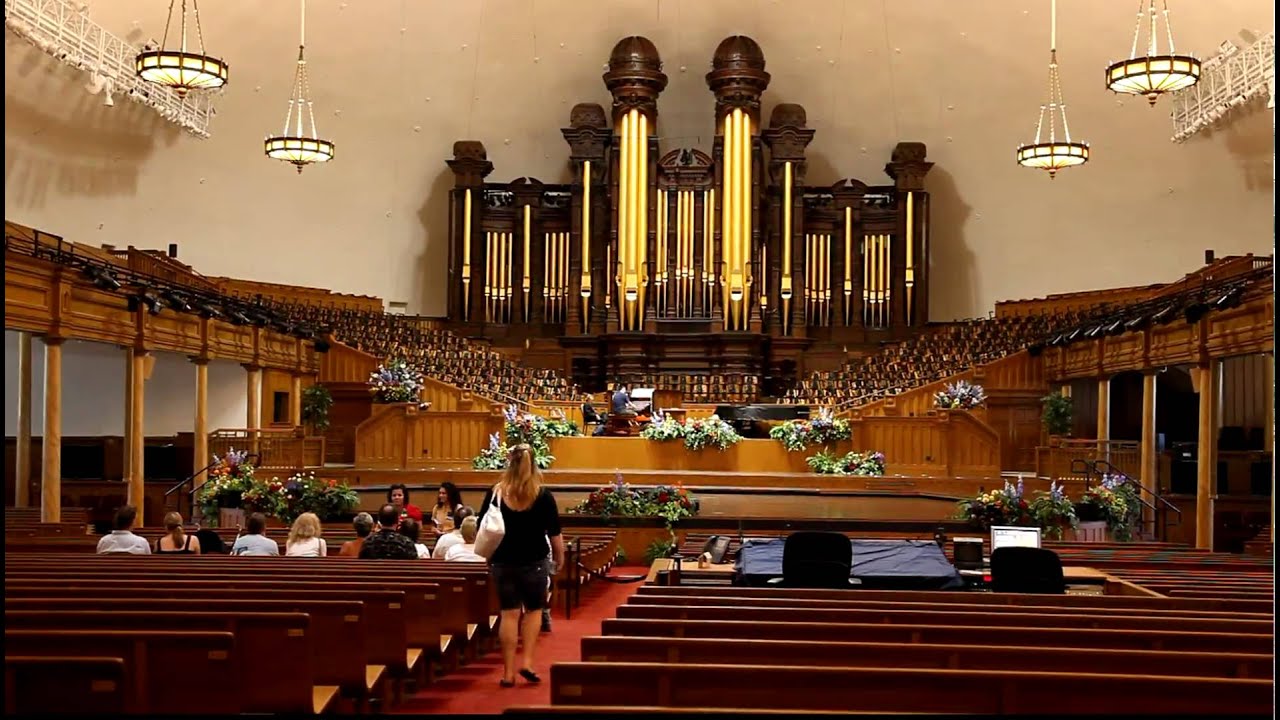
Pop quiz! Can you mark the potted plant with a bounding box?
[806,450,887,476]
[956,478,1034,530]
[301,384,332,433]
[368,358,425,403]
[1041,392,1074,437]
[1075,474,1140,542]
[769,408,851,452]
[1030,481,1078,540]
[934,380,987,410]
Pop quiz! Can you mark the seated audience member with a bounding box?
[285,512,327,557]
[432,506,475,558]
[581,394,601,425]
[431,481,465,535]
[231,513,281,556]
[359,504,420,559]
[339,512,374,557]
[154,511,201,555]
[96,505,151,555]
[388,483,424,523]
[399,517,431,559]
[444,517,485,562]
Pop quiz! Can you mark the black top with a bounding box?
[358,529,419,560]
[610,390,632,415]
[155,534,194,554]
[478,486,562,565]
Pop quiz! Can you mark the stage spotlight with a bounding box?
[1028,343,1044,357]
[83,265,122,291]
[1065,329,1082,343]
[1048,334,1065,347]
[1124,314,1149,331]
[162,291,191,312]
[1151,304,1178,325]
[314,338,331,353]
[198,301,223,319]
[129,292,164,314]
[228,309,252,326]
[1213,286,1244,310]
[1105,319,1125,336]
[1184,302,1209,324]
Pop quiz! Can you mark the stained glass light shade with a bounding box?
[135,50,228,96]
[1105,55,1201,105]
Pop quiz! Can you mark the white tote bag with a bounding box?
[474,485,506,559]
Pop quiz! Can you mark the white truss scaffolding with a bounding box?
[4,0,217,138]
[1170,31,1274,143]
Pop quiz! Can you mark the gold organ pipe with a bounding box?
[484,231,492,321]
[862,235,870,327]
[742,111,753,301]
[638,112,649,325]
[617,112,630,321]
[885,233,893,326]
[581,161,592,297]
[844,207,853,327]
[605,243,612,308]
[905,191,914,324]
[507,232,514,323]
[462,189,472,320]
[561,232,569,317]
[703,188,713,315]
[721,112,732,328]
[656,188,665,316]
[684,190,694,316]
[522,204,532,319]
[823,234,831,326]
[673,190,681,316]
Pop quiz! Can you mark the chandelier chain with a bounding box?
[192,0,208,55]
[179,0,188,53]
[1161,0,1176,54]
[1129,0,1144,58]
[160,0,176,52]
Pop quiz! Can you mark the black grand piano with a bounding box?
[714,404,810,439]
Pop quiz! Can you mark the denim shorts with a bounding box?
[490,558,552,611]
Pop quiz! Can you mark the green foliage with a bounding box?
[568,478,700,527]
[644,536,677,565]
[680,416,742,451]
[1030,483,1079,540]
[1041,392,1074,436]
[640,416,687,442]
[768,409,852,452]
[301,385,333,432]
[806,449,887,476]
[1077,475,1141,541]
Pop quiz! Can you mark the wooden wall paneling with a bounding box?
[1221,354,1269,432]
[260,370,295,427]
[317,342,379,384]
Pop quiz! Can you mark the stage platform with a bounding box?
[547,437,854,474]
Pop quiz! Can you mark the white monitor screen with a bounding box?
[990,525,1042,551]
[631,388,655,401]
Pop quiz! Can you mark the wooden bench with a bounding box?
[615,603,1274,635]
[5,656,129,715]
[633,584,1276,615]
[549,662,1275,714]
[601,618,1275,653]
[5,597,365,710]
[4,629,238,714]
[579,635,1273,679]
[4,610,337,714]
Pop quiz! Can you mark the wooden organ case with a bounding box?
[445,36,934,399]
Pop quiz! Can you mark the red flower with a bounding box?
[658,492,670,503]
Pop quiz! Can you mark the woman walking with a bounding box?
[478,444,564,687]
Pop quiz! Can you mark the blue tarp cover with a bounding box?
[735,538,964,590]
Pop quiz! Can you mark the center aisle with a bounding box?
[394,571,643,715]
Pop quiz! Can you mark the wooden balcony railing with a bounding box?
[1034,438,1140,480]
[208,428,326,471]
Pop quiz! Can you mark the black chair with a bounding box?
[989,546,1065,594]
[776,531,853,588]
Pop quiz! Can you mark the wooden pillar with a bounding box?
[193,359,209,476]
[1096,377,1110,457]
[129,350,147,526]
[15,332,33,507]
[290,373,303,428]
[1139,371,1158,536]
[40,337,64,523]
[1267,354,1274,547]
[123,348,133,484]
[245,365,261,455]
[1195,360,1220,550]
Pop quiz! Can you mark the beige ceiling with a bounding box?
[4,0,1274,320]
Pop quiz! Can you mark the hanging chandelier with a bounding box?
[135,0,228,97]
[1017,0,1089,178]
[265,0,335,173]
[1105,0,1201,106]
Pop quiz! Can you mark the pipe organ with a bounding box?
[445,36,934,389]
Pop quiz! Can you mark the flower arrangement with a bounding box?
[471,433,555,470]
[240,476,289,519]
[568,474,699,526]
[195,449,256,522]
[1030,481,1078,540]
[769,408,852,452]
[281,472,360,522]
[806,450,887,476]
[681,415,741,452]
[934,380,987,410]
[639,409,687,442]
[369,358,425,403]
[1077,473,1140,541]
[956,478,1034,529]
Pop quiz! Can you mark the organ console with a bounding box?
[444,35,934,396]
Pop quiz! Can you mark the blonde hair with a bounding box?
[459,516,478,543]
[288,512,322,544]
[163,512,185,544]
[500,444,542,510]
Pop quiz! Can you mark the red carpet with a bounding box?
[394,572,641,714]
